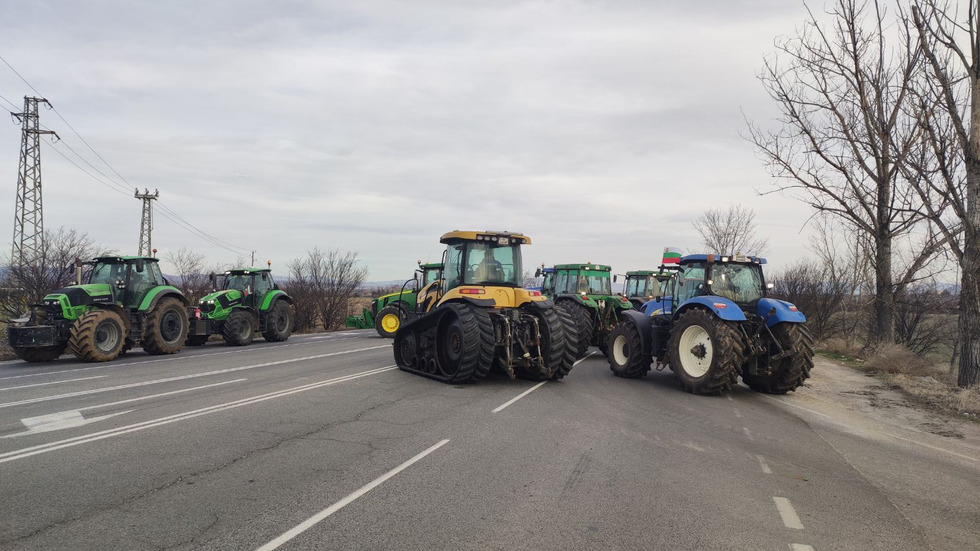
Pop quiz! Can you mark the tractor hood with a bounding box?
[39,284,115,321]
[199,289,245,311]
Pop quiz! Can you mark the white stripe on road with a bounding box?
[790,544,815,551]
[757,454,772,474]
[773,497,805,530]
[0,366,397,464]
[0,345,389,409]
[492,351,597,413]
[742,427,754,441]
[256,439,450,551]
[0,375,107,391]
[77,379,248,411]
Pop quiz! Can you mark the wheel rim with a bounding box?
[239,318,252,339]
[160,309,183,344]
[612,334,629,365]
[438,317,464,376]
[274,309,288,331]
[95,320,121,353]
[381,313,400,333]
[399,332,416,365]
[677,324,712,378]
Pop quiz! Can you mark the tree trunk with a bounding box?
[958,251,980,386]
[872,234,895,345]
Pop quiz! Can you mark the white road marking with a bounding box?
[773,497,805,530]
[790,544,815,551]
[733,408,742,418]
[2,409,132,438]
[492,351,596,413]
[0,345,389,409]
[0,366,397,464]
[256,439,450,551]
[759,394,980,463]
[742,427,754,440]
[77,379,248,411]
[0,375,107,391]
[757,454,772,474]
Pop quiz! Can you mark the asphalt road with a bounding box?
[0,330,977,550]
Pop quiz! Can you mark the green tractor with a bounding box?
[186,266,294,346]
[345,262,444,338]
[536,263,634,359]
[619,269,673,310]
[7,255,190,362]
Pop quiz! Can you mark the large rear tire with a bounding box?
[607,321,651,378]
[435,302,494,383]
[142,297,189,355]
[375,305,404,339]
[667,308,744,395]
[68,309,126,362]
[555,300,593,360]
[262,300,294,342]
[222,309,256,346]
[742,323,814,394]
[13,344,67,363]
[525,305,574,381]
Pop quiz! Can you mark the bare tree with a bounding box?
[281,248,367,332]
[692,205,769,255]
[907,0,980,386]
[748,0,947,345]
[0,227,109,319]
[164,247,210,302]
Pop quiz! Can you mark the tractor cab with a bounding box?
[620,269,673,309]
[537,263,619,302]
[441,231,526,292]
[664,253,769,317]
[85,256,165,309]
[217,268,277,309]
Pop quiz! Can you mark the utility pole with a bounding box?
[135,188,159,256]
[11,97,58,267]
[250,250,255,266]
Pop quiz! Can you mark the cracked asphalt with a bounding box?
[0,330,977,550]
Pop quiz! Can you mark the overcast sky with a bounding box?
[0,0,824,281]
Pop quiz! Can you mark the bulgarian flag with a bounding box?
[662,247,682,265]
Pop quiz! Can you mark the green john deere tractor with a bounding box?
[345,262,444,338]
[537,263,634,359]
[619,269,673,310]
[186,266,294,346]
[7,256,190,362]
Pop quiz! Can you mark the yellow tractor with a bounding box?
[393,230,576,383]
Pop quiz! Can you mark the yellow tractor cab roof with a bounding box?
[440,230,531,245]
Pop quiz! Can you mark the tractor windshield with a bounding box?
[627,276,656,297]
[223,273,252,293]
[89,262,126,285]
[446,242,522,288]
[710,263,765,304]
[579,274,612,295]
[422,268,442,287]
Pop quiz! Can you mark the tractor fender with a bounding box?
[524,297,555,310]
[673,297,747,322]
[618,310,655,355]
[140,287,189,311]
[756,298,806,327]
[641,296,672,316]
[258,290,293,311]
[232,305,259,320]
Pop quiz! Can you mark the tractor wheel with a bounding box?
[68,309,126,362]
[142,297,189,355]
[742,323,815,394]
[185,334,209,346]
[528,305,574,381]
[13,344,67,363]
[555,300,593,360]
[262,301,294,342]
[607,321,651,378]
[435,302,494,383]
[222,309,256,346]
[667,308,744,395]
[375,305,404,339]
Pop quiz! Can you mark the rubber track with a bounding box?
[607,321,652,378]
[743,323,814,394]
[668,308,745,395]
[68,309,125,362]
[556,300,593,360]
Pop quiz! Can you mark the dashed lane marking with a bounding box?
[774,497,805,530]
[757,454,772,474]
[742,427,754,440]
[790,544,815,551]
[77,379,248,411]
[492,351,596,413]
[0,375,107,391]
[255,439,450,551]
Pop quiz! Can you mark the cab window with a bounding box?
[675,263,706,304]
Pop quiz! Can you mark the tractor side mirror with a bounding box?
[613,275,618,283]
[534,268,541,278]
[135,260,145,273]
[209,272,217,290]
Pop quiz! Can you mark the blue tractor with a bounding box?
[606,253,814,395]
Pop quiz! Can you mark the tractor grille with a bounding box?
[199,302,216,315]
